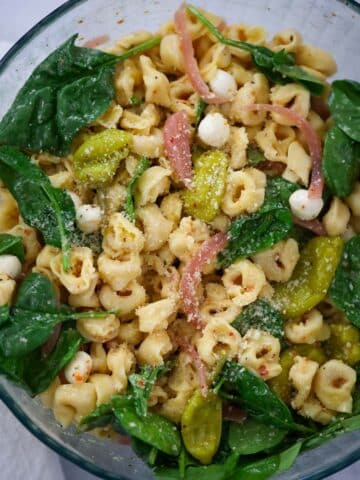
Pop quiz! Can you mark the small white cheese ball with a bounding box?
[64,351,93,384]
[209,69,237,101]
[198,112,230,148]
[289,189,324,221]
[76,204,102,234]
[67,191,82,210]
[0,255,22,279]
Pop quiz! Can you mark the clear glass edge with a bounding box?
[0,0,360,479]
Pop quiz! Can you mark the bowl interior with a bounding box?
[0,1,360,479]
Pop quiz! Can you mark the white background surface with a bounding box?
[0,1,359,479]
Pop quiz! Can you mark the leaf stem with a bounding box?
[72,309,121,319]
[109,37,161,66]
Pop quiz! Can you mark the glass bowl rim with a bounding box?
[0,0,360,479]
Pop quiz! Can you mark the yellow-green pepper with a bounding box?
[269,345,327,404]
[73,129,132,187]
[181,390,222,464]
[325,323,360,366]
[183,150,228,222]
[273,236,344,318]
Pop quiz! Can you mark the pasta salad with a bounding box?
[0,3,359,479]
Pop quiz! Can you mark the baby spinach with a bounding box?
[0,233,25,261]
[303,413,360,450]
[219,361,307,432]
[228,418,287,455]
[328,80,360,142]
[231,299,284,340]
[0,35,161,156]
[112,395,181,457]
[264,177,299,207]
[247,145,266,166]
[129,362,173,417]
[329,234,360,328]
[78,403,114,432]
[195,99,207,128]
[322,126,360,198]
[0,305,9,326]
[187,5,324,95]
[0,146,76,270]
[124,156,151,221]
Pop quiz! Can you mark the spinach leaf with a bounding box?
[247,145,265,166]
[228,418,287,455]
[78,403,114,432]
[219,361,307,431]
[329,235,360,328]
[25,327,84,395]
[129,362,173,417]
[232,299,284,340]
[303,414,360,450]
[0,305,10,326]
[328,80,360,142]
[0,35,161,155]
[0,352,27,386]
[323,126,360,198]
[112,395,181,457]
[218,202,293,268]
[0,146,76,270]
[195,99,207,128]
[124,156,151,221]
[0,233,25,261]
[187,5,324,95]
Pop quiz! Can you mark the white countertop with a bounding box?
[0,1,359,479]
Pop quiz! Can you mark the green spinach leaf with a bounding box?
[0,146,76,270]
[129,362,173,417]
[247,145,265,166]
[0,352,27,386]
[323,126,360,198]
[124,156,151,221]
[232,299,284,340]
[303,414,360,450]
[0,233,25,261]
[129,95,143,106]
[0,305,10,326]
[329,234,360,327]
[112,395,181,457]
[0,35,161,155]
[187,5,324,95]
[328,80,360,142]
[195,99,207,128]
[78,403,114,432]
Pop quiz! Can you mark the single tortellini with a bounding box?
[50,247,95,295]
[137,204,173,252]
[230,73,269,125]
[131,128,164,158]
[200,282,241,324]
[76,314,120,343]
[160,34,185,73]
[98,252,142,291]
[270,84,310,126]
[89,374,117,406]
[0,188,19,231]
[53,383,97,427]
[169,217,210,263]
[323,198,350,237]
[0,274,16,306]
[136,330,173,366]
[255,121,296,163]
[252,239,300,283]
[296,44,337,76]
[118,318,145,346]
[313,359,356,413]
[285,309,330,344]
[107,344,136,393]
[270,29,302,53]
[99,280,146,315]
[289,355,319,409]
[68,273,100,309]
[139,55,171,107]
[222,167,266,217]
[114,58,142,105]
[137,297,177,333]
[120,104,160,135]
[298,395,335,425]
[102,212,144,259]
[282,141,312,186]
[229,126,249,170]
[196,318,241,366]
[135,166,171,207]
[238,328,282,380]
[222,259,266,307]
[95,101,123,129]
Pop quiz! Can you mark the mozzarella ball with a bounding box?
[289,189,324,221]
[0,255,22,279]
[64,351,93,384]
[67,191,82,210]
[198,112,230,148]
[209,69,237,101]
[76,204,102,234]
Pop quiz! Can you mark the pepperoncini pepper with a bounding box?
[183,150,228,222]
[181,390,222,464]
[269,345,327,404]
[73,129,132,187]
[273,236,344,318]
[325,323,360,366]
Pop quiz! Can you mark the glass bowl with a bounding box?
[0,0,359,479]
